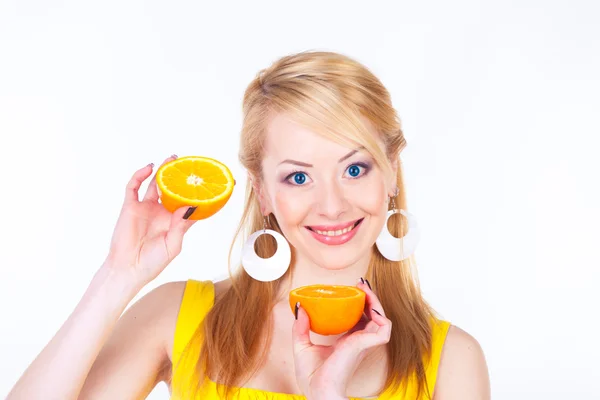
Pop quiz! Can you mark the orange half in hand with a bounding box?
[156,156,235,220]
[289,284,366,335]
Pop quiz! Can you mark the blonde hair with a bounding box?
[175,50,437,399]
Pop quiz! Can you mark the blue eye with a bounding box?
[347,165,361,177]
[292,172,307,185]
[284,171,311,186]
[346,163,367,178]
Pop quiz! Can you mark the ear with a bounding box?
[248,173,274,215]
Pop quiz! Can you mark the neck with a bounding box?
[281,247,373,293]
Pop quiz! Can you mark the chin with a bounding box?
[310,253,367,271]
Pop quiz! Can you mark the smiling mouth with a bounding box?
[305,218,364,237]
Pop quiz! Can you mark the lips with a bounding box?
[305,218,364,246]
[306,218,363,236]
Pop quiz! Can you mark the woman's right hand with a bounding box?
[102,155,198,291]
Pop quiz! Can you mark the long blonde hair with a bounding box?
[175,50,436,399]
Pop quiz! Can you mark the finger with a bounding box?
[143,154,178,202]
[346,312,369,336]
[337,281,392,345]
[369,308,391,330]
[339,314,392,353]
[357,278,386,320]
[361,309,392,343]
[336,314,368,344]
[365,311,392,344]
[292,303,312,354]
[340,309,380,341]
[164,206,199,258]
[125,163,155,203]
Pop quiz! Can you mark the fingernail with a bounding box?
[365,279,372,290]
[171,154,178,159]
[360,277,365,285]
[295,302,300,320]
[372,308,382,316]
[183,206,197,219]
[148,163,154,168]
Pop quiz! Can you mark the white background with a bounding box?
[1,1,599,399]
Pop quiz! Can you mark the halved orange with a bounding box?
[289,284,366,335]
[156,156,235,220]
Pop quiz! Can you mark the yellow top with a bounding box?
[171,280,451,400]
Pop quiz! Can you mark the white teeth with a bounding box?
[313,224,355,237]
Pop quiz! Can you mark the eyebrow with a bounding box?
[278,146,365,168]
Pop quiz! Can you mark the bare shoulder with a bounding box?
[433,325,491,400]
[139,280,189,323]
[214,277,232,297]
[128,281,189,359]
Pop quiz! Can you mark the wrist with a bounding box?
[93,262,142,302]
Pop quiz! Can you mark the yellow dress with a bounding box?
[171,280,451,399]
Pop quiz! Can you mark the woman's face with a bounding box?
[257,113,397,270]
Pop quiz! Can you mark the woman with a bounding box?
[7,51,490,399]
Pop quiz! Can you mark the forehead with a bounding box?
[263,113,359,162]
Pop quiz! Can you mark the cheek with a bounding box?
[349,177,388,215]
[274,190,310,227]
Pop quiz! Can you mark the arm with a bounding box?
[7,271,184,400]
[6,266,137,400]
[78,280,185,399]
[7,156,197,400]
[433,326,491,400]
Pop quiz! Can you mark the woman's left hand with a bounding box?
[292,279,392,400]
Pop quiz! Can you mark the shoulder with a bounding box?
[127,281,189,354]
[433,325,491,400]
[214,277,232,297]
[120,280,188,332]
[161,278,232,355]
[144,277,231,322]
[120,280,205,361]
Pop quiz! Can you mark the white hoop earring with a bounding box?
[375,189,420,261]
[241,215,291,282]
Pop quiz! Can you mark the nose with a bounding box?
[315,181,349,220]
